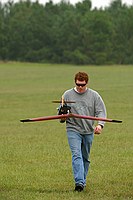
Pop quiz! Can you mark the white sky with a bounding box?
[0,0,133,8]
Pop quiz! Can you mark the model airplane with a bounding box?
[20,98,122,123]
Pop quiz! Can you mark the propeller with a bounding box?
[52,100,76,103]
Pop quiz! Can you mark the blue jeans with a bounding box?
[67,131,94,186]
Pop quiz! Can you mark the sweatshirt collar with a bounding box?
[74,87,88,94]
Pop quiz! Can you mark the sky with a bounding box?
[0,0,133,8]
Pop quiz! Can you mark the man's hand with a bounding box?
[94,125,103,135]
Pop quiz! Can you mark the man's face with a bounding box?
[75,80,87,93]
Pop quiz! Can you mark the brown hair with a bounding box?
[75,72,89,83]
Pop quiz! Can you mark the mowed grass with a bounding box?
[0,62,133,200]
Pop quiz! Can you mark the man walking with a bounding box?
[60,72,107,192]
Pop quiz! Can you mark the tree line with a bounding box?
[0,0,133,65]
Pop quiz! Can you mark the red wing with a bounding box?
[20,113,122,123]
[70,113,122,123]
[20,114,70,122]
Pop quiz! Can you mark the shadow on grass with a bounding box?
[0,185,89,199]
[27,187,75,194]
[24,186,89,195]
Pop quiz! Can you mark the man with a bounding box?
[59,72,107,192]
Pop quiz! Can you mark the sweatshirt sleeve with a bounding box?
[94,94,107,127]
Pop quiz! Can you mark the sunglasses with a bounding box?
[76,83,86,87]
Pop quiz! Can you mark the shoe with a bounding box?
[75,184,84,192]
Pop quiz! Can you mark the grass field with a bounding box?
[0,62,133,200]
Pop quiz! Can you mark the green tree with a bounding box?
[76,0,91,15]
[107,0,133,64]
[1,0,133,65]
[79,10,114,64]
[0,2,9,60]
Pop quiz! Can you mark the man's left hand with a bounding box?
[94,125,103,135]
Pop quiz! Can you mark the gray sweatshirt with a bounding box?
[63,88,107,134]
